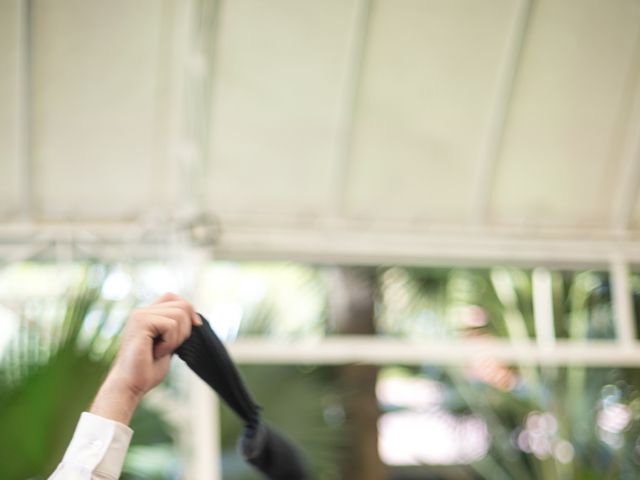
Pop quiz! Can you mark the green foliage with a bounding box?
[0,263,184,480]
[219,280,347,480]
[219,364,348,480]
[0,266,120,479]
[2,260,636,480]
[393,266,638,480]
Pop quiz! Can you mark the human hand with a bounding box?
[90,293,202,424]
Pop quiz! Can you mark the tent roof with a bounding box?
[1,0,640,264]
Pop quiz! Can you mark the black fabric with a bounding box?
[240,423,310,480]
[176,315,311,479]
[175,314,260,425]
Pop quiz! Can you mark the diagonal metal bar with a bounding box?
[16,0,33,221]
[471,0,533,225]
[331,0,372,217]
[611,28,640,232]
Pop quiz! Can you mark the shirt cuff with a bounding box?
[60,412,133,479]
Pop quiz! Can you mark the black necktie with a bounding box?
[176,314,310,480]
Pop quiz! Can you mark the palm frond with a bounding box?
[0,264,123,479]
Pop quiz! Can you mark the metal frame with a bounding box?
[330,0,372,216]
[471,0,532,224]
[611,28,640,232]
[16,0,32,221]
[3,2,640,476]
[212,222,640,268]
[182,1,222,477]
[228,337,640,367]
[532,267,555,351]
[611,256,637,348]
[3,221,640,266]
[187,369,220,479]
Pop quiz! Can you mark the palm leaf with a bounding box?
[0,265,120,479]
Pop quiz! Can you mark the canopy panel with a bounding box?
[2,0,640,260]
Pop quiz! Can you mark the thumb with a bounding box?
[151,320,179,358]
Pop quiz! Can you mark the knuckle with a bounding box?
[176,300,191,311]
[171,316,183,331]
[174,311,183,321]
[160,292,179,302]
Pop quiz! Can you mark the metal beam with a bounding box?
[187,229,219,480]
[148,0,189,214]
[228,337,640,367]
[532,267,555,350]
[471,0,532,225]
[611,256,637,348]
[181,0,221,216]
[611,30,640,232]
[330,0,372,216]
[16,0,33,221]
[213,222,640,267]
[188,373,221,480]
[2,221,640,266]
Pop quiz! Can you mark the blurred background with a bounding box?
[1,0,640,479]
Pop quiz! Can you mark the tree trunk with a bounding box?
[327,266,387,480]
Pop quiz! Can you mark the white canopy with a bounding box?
[1,0,640,264]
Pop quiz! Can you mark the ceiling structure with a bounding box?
[1,0,640,265]
[2,6,640,474]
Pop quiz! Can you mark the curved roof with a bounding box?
[1,0,640,263]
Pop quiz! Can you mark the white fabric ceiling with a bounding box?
[1,0,640,261]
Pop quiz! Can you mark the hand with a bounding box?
[90,293,202,424]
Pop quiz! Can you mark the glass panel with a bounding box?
[219,364,640,480]
[378,266,536,340]
[219,364,347,480]
[0,260,626,480]
[195,263,614,342]
[629,271,640,341]
[551,270,614,340]
[378,267,615,341]
[197,261,328,340]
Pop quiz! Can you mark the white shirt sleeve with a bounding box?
[48,412,133,480]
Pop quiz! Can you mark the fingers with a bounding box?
[128,293,202,359]
[158,301,203,327]
[152,292,181,305]
[145,308,187,345]
[152,293,202,326]
[149,310,189,354]
[110,293,203,401]
[146,314,179,358]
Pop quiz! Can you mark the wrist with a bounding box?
[90,373,143,425]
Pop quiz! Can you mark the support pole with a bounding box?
[610,256,636,348]
[16,0,33,221]
[188,373,221,480]
[532,267,555,351]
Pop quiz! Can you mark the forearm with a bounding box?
[89,371,143,426]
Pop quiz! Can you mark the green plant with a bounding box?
[0,264,182,480]
[219,364,348,480]
[0,265,121,478]
[394,267,639,480]
[219,278,347,480]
